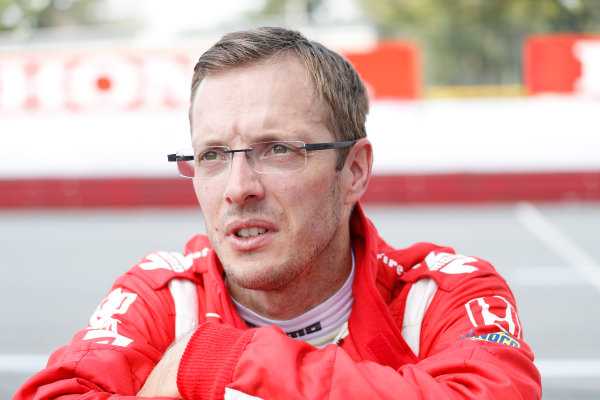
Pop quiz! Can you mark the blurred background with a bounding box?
[1,0,599,398]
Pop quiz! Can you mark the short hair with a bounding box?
[189,27,369,170]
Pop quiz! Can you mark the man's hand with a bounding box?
[137,331,194,398]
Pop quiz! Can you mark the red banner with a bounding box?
[524,34,600,95]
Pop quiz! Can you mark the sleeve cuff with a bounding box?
[177,322,254,400]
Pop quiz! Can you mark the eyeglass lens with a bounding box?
[176,141,308,178]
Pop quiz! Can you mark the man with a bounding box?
[15,27,541,399]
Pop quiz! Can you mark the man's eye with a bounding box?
[272,144,289,154]
[200,150,221,161]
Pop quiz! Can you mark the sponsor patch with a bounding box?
[83,288,137,347]
[424,252,478,274]
[377,253,404,275]
[139,248,210,272]
[465,295,522,339]
[462,330,521,348]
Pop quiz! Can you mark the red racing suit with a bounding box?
[14,204,541,399]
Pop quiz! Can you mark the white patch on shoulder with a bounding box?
[424,252,478,274]
[139,248,210,272]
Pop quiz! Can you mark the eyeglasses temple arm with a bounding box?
[167,154,194,162]
[300,140,357,151]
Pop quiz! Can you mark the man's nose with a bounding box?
[223,151,266,205]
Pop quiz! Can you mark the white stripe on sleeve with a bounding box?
[168,278,199,339]
[401,277,439,357]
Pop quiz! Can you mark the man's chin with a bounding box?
[224,263,295,292]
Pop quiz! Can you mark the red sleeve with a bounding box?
[177,277,541,399]
[13,252,197,400]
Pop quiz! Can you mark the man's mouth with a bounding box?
[236,227,268,238]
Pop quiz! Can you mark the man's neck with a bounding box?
[227,240,353,320]
[233,255,355,348]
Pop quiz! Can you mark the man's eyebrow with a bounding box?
[192,131,309,147]
[192,138,227,147]
[251,131,308,143]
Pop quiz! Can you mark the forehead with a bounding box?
[190,56,331,145]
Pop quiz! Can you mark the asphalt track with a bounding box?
[1,202,599,399]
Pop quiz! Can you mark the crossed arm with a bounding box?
[136,331,192,398]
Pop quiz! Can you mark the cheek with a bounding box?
[276,175,332,215]
[193,181,220,218]
[275,180,300,197]
[267,176,304,207]
[194,180,218,200]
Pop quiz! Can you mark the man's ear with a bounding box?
[343,138,373,205]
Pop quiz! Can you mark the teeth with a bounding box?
[236,227,267,238]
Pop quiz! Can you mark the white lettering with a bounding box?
[64,53,141,111]
[139,249,209,272]
[377,253,404,275]
[477,297,517,336]
[84,288,137,347]
[0,51,195,113]
[574,40,600,95]
[425,252,478,274]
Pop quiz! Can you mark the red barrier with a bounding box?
[363,172,600,203]
[1,172,598,208]
[523,33,600,95]
[344,41,421,99]
[0,178,197,208]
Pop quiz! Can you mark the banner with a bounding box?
[524,34,600,95]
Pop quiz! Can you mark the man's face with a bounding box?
[190,56,350,293]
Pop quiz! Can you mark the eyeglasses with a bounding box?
[167,140,357,178]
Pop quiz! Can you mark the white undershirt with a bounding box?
[232,251,355,348]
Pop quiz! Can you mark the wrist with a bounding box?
[177,322,254,400]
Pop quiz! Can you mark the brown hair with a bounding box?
[189,27,369,169]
